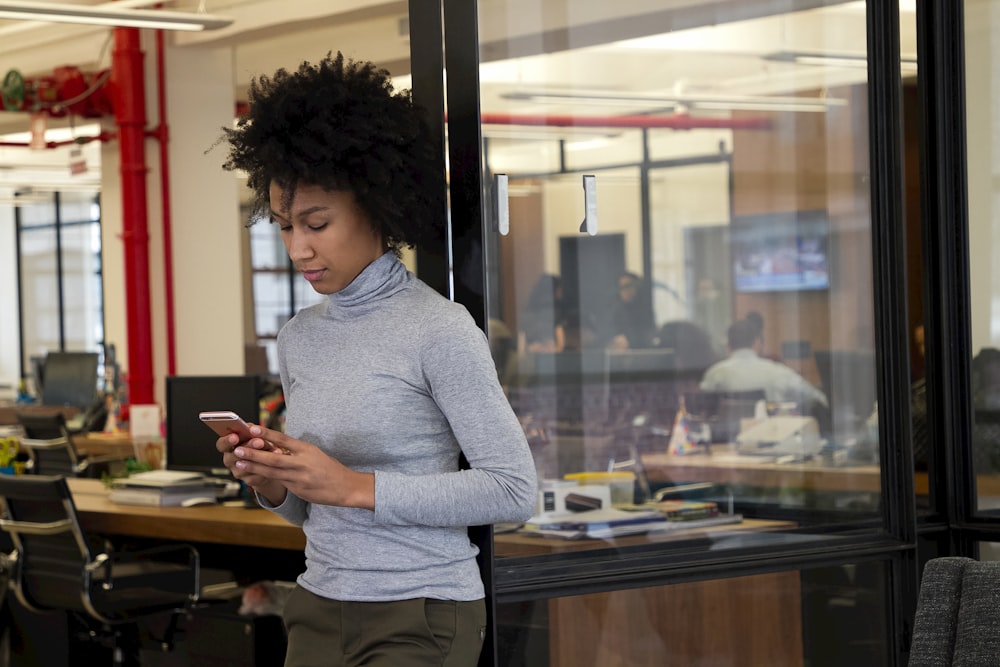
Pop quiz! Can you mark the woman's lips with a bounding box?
[301,268,326,282]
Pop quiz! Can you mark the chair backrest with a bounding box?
[16,412,84,476]
[909,556,1000,666]
[683,389,766,443]
[0,474,95,615]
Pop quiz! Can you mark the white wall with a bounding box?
[98,38,244,409]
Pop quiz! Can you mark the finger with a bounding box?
[216,433,240,452]
[249,426,293,454]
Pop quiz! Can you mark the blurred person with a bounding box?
[518,273,567,353]
[609,272,656,350]
[700,318,828,410]
[655,319,718,373]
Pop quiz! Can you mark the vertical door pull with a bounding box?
[579,174,598,236]
[494,173,510,236]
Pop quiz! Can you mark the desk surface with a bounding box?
[642,448,882,493]
[642,446,1000,496]
[68,478,306,551]
[68,478,793,558]
[494,517,794,557]
[0,404,78,426]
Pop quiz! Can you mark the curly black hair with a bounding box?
[220,52,445,254]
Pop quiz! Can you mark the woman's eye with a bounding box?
[308,223,328,232]
[278,224,292,232]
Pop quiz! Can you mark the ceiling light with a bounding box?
[0,1,233,31]
[765,50,918,74]
[502,90,846,113]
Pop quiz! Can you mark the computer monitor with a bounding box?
[165,375,261,477]
[40,352,100,409]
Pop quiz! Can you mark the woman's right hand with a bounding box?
[216,431,288,504]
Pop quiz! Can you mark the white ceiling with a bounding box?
[0,0,916,194]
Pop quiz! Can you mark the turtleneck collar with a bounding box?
[325,251,411,316]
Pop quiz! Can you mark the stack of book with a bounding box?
[109,469,218,507]
[522,502,742,540]
[523,508,670,539]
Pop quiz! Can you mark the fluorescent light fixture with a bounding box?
[765,50,918,74]
[501,90,846,113]
[0,1,233,31]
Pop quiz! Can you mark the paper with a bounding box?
[129,404,162,439]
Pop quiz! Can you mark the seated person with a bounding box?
[700,318,829,412]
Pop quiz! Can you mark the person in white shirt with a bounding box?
[700,318,828,410]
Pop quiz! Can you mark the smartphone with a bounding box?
[199,411,254,441]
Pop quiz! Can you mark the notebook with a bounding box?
[120,469,206,488]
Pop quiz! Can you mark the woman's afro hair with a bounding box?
[220,52,445,254]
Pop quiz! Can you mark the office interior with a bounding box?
[0,1,997,665]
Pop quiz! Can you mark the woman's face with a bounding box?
[269,182,385,295]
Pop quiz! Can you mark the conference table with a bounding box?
[642,445,1000,496]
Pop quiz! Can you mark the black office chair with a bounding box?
[0,474,200,666]
[683,389,767,443]
[16,411,122,478]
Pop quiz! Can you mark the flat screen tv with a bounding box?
[165,375,261,477]
[731,209,830,293]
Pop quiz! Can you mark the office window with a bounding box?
[246,208,324,375]
[17,190,104,387]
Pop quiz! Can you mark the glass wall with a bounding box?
[479,1,892,559]
[964,0,1000,518]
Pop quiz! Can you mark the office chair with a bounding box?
[0,474,200,666]
[16,411,122,478]
[908,556,1000,666]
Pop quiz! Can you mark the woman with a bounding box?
[215,53,537,666]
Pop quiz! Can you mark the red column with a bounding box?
[111,28,154,405]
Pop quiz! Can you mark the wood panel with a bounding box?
[548,571,803,667]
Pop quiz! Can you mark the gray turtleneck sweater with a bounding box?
[269,252,536,602]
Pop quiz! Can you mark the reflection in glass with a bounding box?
[479,0,891,558]
[496,563,889,665]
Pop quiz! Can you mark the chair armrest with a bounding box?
[85,544,200,598]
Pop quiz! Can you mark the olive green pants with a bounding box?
[282,585,486,667]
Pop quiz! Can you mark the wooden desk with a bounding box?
[68,478,305,550]
[494,517,792,557]
[71,433,135,458]
[0,405,77,426]
[643,447,1000,496]
[643,448,882,493]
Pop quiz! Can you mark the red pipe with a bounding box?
[111,28,154,406]
[154,29,177,376]
[478,111,772,130]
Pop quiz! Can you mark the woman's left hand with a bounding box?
[232,425,375,510]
